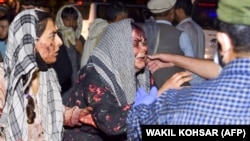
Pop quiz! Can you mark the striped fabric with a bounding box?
[1,9,63,141]
[127,58,250,140]
[89,19,151,105]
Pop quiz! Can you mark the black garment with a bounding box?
[63,65,129,141]
[52,34,73,94]
[0,53,2,62]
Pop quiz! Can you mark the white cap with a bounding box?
[147,0,176,13]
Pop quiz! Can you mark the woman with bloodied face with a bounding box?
[62,19,153,141]
[63,18,191,141]
[0,9,95,141]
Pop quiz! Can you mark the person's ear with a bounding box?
[115,12,127,22]
[220,33,232,52]
[175,8,183,14]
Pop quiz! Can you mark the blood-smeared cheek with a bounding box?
[134,52,139,58]
[45,46,49,52]
[45,45,53,55]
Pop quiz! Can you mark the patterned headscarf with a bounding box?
[2,9,63,141]
[55,5,82,47]
[90,19,151,106]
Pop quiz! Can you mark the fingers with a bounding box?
[136,87,144,100]
[150,86,158,98]
[148,53,170,62]
[139,87,147,97]
[147,54,161,60]
[179,72,193,86]
[171,71,192,87]
[79,107,93,118]
[158,71,192,95]
[147,60,160,73]
[147,56,174,74]
[171,71,192,78]
[86,106,93,112]
[79,113,91,122]
[79,114,97,128]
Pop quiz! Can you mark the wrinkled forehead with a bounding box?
[132,27,146,41]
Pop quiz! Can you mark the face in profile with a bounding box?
[35,18,62,64]
[132,26,148,72]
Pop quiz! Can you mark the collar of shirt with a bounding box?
[221,58,250,75]
[156,20,172,25]
[177,17,192,26]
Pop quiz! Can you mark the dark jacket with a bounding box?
[52,33,73,94]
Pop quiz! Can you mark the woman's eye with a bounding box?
[133,42,139,47]
[141,42,147,46]
[49,34,56,40]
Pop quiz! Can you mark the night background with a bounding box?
[0,0,150,18]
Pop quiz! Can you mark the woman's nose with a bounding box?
[55,34,63,47]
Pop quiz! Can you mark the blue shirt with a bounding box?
[126,58,250,140]
[0,41,6,58]
[156,20,203,85]
[156,20,195,58]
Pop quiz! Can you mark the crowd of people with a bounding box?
[0,0,249,140]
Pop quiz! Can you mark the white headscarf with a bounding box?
[55,5,82,47]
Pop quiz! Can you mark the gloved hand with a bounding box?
[133,86,158,108]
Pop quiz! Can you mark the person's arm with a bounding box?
[63,106,96,127]
[87,79,130,135]
[0,63,5,111]
[158,71,192,95]
[179,32,195,57]
[65,66,129,135]
[126,99,160,140]
[147,53,221,79]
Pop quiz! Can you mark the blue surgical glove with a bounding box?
[133,86,158,108]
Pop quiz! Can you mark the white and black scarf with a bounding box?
[1,9,63,141]
[90,19,151,106]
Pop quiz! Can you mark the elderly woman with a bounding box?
[0,9,94,141]
[126,0,250,140]
[63,18,192,140]
[62,19,152,141]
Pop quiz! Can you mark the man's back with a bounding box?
[153,22,189,87]
[176,17,205,59]
[146,0,195,88]
[174,0,205,59]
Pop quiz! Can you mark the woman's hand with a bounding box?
[158,71,192,95]
[64,106,95,127]
[79,107,97,128]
